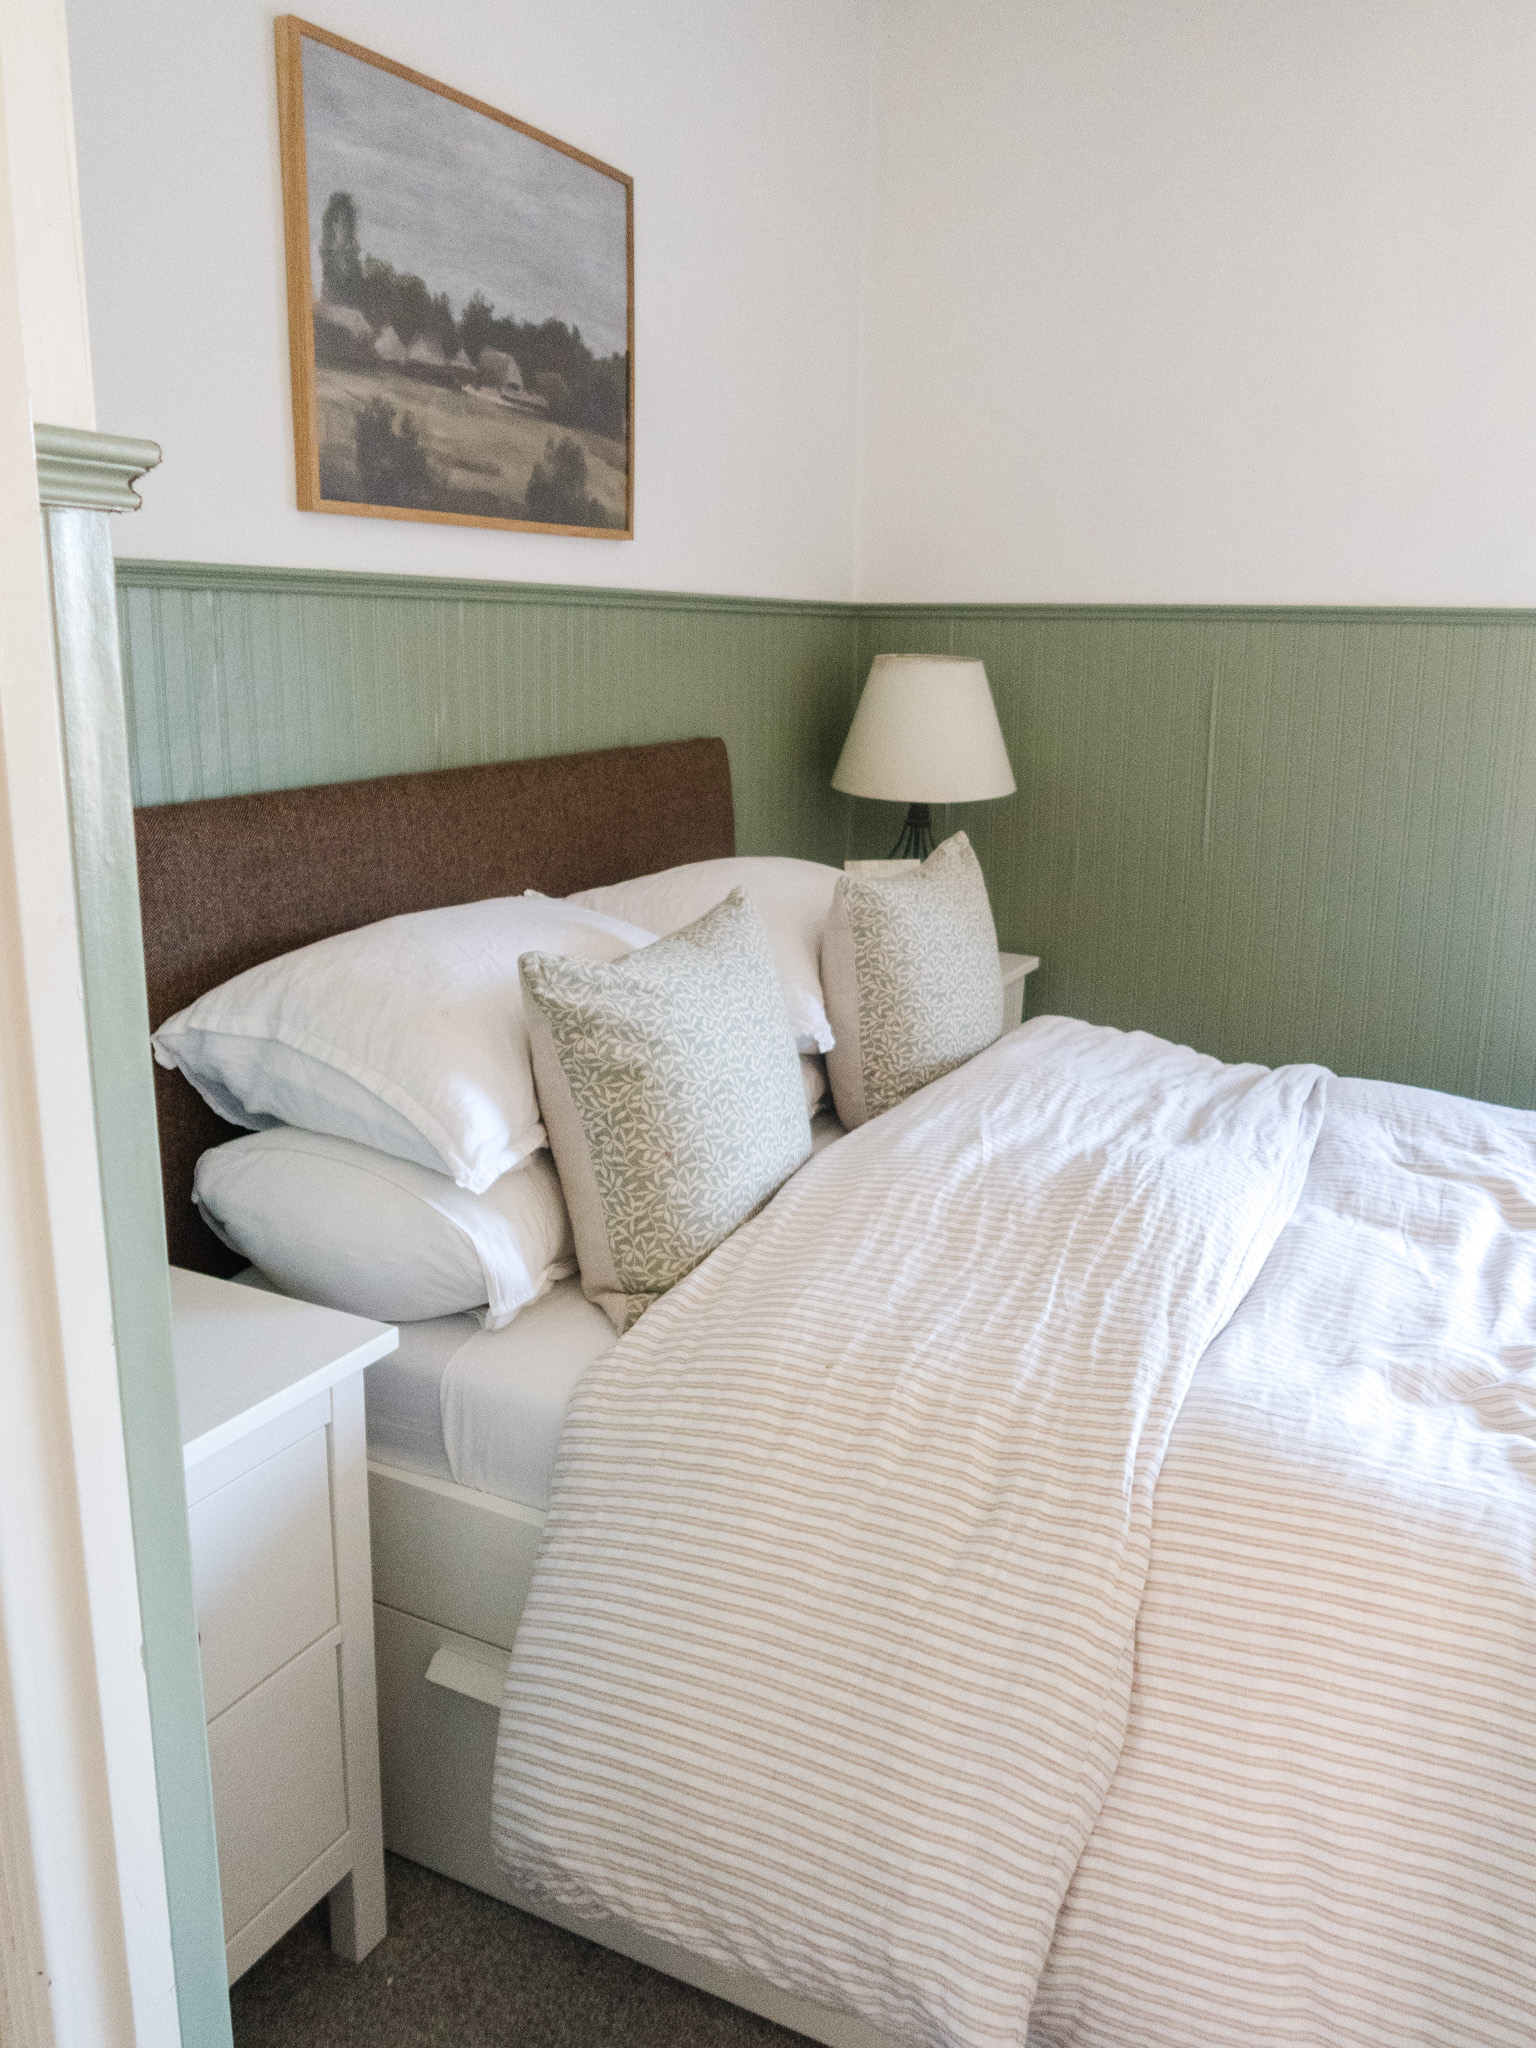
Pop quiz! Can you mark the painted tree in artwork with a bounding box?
[354,399,431,508]
[524,434,606,526]
[319,191,364,305]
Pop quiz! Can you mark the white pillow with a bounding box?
[193,1127,575,1328]
[559,856,840,1054]
[152,895,658,1192]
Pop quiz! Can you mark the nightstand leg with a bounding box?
[328,1859,386,1962]
[328,1375,388,1961]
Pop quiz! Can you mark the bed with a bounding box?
[138,738,1536,2048]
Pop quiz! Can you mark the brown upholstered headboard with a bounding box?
[136,737,735,1275]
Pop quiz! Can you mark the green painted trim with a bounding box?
[48,512,231,2047]
[114,557,856,617]
[859,598,1536,624]
[36,424,161,513]
[114,559,1536,626]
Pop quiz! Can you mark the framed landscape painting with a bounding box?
[275,17,633,538]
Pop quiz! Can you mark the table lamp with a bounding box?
[831,653,1016,859]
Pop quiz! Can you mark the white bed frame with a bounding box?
[368,1460,901,2048]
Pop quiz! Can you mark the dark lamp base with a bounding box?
[887,802,934,861]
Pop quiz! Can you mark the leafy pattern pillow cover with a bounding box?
[520,889,811,1330]
[822,831,1004,1128]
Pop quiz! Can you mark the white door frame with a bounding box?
[0,1,183,2041]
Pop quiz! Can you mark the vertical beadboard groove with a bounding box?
[116,563,1536,1111]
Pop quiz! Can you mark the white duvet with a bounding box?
[493,1018,1329,2039]
[492,1018,1536,2046]
[1030,1073,1536,2047]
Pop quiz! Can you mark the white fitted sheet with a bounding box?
[362,1281,613,1508]
[362,1308,476,1484]
[364,1108,847,1508]
[440,1279,620,1509]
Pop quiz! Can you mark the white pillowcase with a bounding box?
[194,1127,576,1327]
[152,895,658,1192]
[559,856,841,1054]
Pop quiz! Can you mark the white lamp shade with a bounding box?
[831,654,1016,805]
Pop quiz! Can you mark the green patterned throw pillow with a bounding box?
[520,889,811,1330]
[822,832,1004,1129]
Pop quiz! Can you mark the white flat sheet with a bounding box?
[240,1258,469,1483]
[364,1109,847,1508]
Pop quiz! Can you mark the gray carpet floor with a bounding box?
[229,1853,814,2047]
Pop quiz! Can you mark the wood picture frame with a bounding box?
[275,17,633,539]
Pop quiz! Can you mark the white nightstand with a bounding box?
[170,1266,398,1983]
[1000,950,1040,1033]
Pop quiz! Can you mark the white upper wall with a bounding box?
[69,2,1536,606]
[2,0,93,426]
[856,0,1536,604]
[67,0,874,600]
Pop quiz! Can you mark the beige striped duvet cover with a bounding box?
[1030,1074,1536,2046]
[492,1017,1332,2045]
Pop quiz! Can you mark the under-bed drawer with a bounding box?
[375,1600,526,1908]
[368,1463,543,1651]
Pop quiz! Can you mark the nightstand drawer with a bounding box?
[189,1424,338,1720]
[207,1630,348,1941]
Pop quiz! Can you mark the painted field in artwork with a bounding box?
[314,364,628,528]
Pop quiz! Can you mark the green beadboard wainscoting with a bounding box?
[115,561,864,868]
[862,605,1536,1109]
[116,563,1536,1111]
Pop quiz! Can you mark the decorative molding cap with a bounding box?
[35,423,161,512]
[112,557,857,617]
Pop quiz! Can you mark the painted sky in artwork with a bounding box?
[302,39,628,359]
